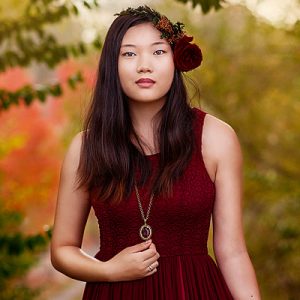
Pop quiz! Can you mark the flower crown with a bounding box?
[115,6,203,72]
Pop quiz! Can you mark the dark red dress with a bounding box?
[82,108,233,299]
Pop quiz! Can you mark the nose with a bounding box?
[136,55,153,73]
[137,65,153,73]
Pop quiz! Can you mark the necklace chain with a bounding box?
[134,179,156,240]
[134,183,154,223]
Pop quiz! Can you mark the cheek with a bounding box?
[118,61,131,90]
[160,59,175,87]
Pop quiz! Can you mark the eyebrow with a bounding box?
[120,41,168,48]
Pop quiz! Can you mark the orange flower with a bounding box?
[156,16,173,35]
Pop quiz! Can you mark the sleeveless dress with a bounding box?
[82,108,233,299]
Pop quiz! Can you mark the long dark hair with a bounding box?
[77,10,196,204]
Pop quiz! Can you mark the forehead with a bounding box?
[121,22,168,46]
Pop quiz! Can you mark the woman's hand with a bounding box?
[104,240,160,282]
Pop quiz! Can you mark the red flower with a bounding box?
[173,35,203,72]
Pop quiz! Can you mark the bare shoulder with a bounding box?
[62,131,85,175]
[203,114,239,144]
[66,131,84,156]
[202,114,242,169]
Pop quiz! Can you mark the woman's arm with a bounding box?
[51,132,160,282]
[202,114,261,299]
[51,132,109,281]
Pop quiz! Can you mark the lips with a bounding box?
[135,78,156,88]
[135,78,156,84]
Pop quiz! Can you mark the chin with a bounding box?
[129,96,166,104]
[129,92,167,103]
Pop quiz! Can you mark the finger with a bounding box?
[144,269,157,277]
[140,247,159,261]
[144,265,158,277]
[143,253,160,267]
[143,245,160,259]
[149,261,159,269]
[149,243,157,251]
[129,240,152,253]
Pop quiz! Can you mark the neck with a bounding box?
[128,98,165,154]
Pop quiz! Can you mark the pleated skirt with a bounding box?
[82,254,233,299]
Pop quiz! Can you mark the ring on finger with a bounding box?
[147,264,153,272]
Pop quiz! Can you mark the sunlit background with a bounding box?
[0,0,299,299]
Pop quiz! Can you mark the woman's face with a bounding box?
[118,22,175,105]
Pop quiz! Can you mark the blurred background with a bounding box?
[0,0,299,299]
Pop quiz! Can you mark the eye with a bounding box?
[121,52,136,57]
[154,50,166,55]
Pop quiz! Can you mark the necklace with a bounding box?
[134,183,155,241]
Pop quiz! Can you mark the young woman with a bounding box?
[51,6,261,299]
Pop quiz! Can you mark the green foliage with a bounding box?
[0,0,221,110]
[0,0,101,110]
[0,205,52,299]
[0,0,100,71]
[2,0,298,299]
[0,1,95,298]
[0,71,83,110]
[185,5,300,299]
[175,0,224,12]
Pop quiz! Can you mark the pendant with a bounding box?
[139,223,152,240]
